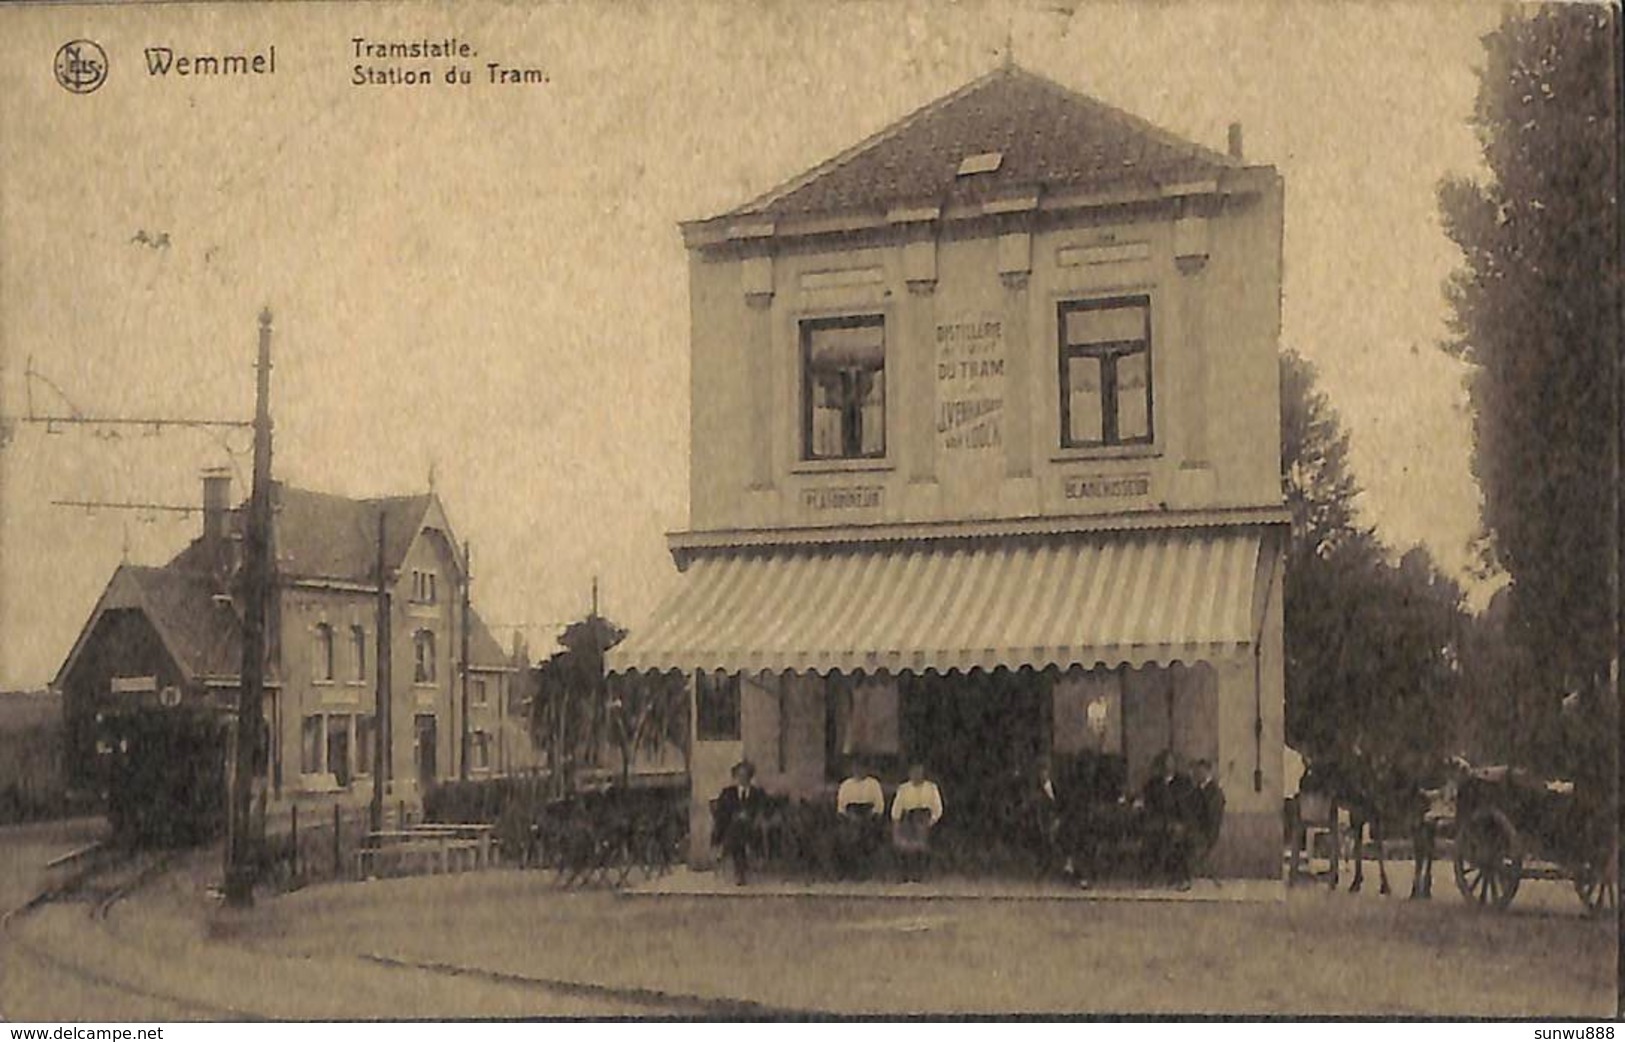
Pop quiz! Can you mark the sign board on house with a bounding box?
[935,314,1004,455]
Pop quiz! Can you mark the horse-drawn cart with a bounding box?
[1451,764,1617,914]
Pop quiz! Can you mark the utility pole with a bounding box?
[459,541,472,782]
[225,307,274,908]
[371,510,392,832]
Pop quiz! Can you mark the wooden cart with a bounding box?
[1451,764,1617,915]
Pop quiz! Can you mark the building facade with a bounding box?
[57,476,520,808]
[608,65,1288,877]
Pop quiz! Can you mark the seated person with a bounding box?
[1139,750,1196,888]
[711,760,767,885]
[833,760,886,879]
[1031,760,1066,874]
[890,762,944,883]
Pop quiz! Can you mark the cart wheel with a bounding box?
[1453,810,1522,911]
[1574,846,1618,916]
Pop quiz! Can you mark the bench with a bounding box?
[356,829,488,878]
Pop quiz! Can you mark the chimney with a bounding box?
[202,468,232,544]
[1227,122,1244,161]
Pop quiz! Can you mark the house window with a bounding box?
[802,315,886,460]
[471,730,491,771]
[1058,297,1153,448]
[411,570,439,604]
[351,625,367,682]
[327,713,352,787]
[356,714,375,776]
[472,677,488,707]
[695,671,741,741]
[300,715,323,775]
[413,630,437,684]
[313,623,335,682]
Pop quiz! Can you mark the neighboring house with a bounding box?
[56,474,519,805]
[608,64,1288,877]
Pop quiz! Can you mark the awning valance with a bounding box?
[607,527,1271,676]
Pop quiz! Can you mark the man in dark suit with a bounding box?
[1140,750,1196,888]
[1187,758,1226,876]
[712,760,767,885]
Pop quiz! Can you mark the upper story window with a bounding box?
[472,677,488,707]
[313,623,335,682]
[350,624,367,682]
[413,629,437,684]
[1058,296,1153,449]
[802,315,886,461]
[411,570,438,604]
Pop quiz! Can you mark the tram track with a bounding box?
[1,843,258,1021]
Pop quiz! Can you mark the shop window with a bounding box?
[300,715,323,775]
[802,315,886,460]
[355,714,375,776]
[351,625,367,681]
[830,675,900,761]
[695,671,741,741]
[1053,668,1124,756]
[313,623,335,682]
[413,630,437,684]
[1058,297,1153,448]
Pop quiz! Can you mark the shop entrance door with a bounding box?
[900,670,1050,844]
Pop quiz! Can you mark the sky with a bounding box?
[0,0,1504,689]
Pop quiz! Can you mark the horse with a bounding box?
[1299,754,1466,898]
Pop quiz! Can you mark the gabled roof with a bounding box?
[719,64,1238,221]
[54,564,244,687]
[126,566,244,678]
[61,480,505,685]
[168,484,443,584]
[467,609,514,671]
[270,486,434,584]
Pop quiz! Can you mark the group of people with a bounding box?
[713,750,1225,889]
[1135,752,1226,888]
[712,760,944,885]
[1040,751,1224,890]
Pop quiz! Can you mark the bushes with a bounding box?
[424,773,689,869]
[423,774,555,824]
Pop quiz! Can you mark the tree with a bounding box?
[606,670,690,787]
[1280,351,1467,769]
[1456,586,1541,764]
[530,613,625,795]
[529,614,690,791]
[1437,5,1619,699]
[1280,349,1364,563]
[1280,349,1381,761]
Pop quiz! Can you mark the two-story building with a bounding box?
[57,474,520,807]
[608,65,1287,877]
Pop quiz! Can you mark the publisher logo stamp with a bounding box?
[55,39,108,94]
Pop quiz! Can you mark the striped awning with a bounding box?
[608,528,1269,676]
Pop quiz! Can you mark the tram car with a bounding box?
[92,702,232,847]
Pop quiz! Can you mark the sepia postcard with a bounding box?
[0,0,1617,1024]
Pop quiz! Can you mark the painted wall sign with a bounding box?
[935,313,1004,453]
[802,485,884,511]
[1057,241,1152,267]
[1062,473,1151,499]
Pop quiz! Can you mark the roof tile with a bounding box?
[722,65,1236,221]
